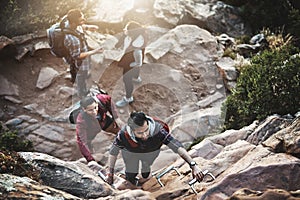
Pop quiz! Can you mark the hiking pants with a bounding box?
[76,69,88,97]
[123,67,140,98]
[121,149,160,184]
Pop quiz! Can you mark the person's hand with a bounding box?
[106,173,114,185]
[88,160,102,172]
[95,47,104,54]
[115,118,125,128]
[84,24,99,32]
[192,165,204,182]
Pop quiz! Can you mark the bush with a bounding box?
[0,130,34,152]
[0,127,40,181]
[221,0,300,44]
[222,45,300,129]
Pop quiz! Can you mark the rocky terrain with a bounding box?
[0,0,299,199]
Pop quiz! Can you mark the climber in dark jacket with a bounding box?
[106,111,204,185]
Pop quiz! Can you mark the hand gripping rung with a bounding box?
[188,170,215,194]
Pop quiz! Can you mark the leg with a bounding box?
[132,67,140,80]
[116,66,135,107]
[123,66,141,97]
[141,150,160,178]
[123,69,135,99]
[76,69,88,97]
[121,150,139,185]
[70,63,78,84]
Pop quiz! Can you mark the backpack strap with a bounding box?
[63,28,85,43]
[91,94,106,110]
[59,16,87,47]
[153,117,170,133]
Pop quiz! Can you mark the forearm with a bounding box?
[178,146,204,181]
[108,154,117,173]
[77,140,95,162]
[114,118,124,129]
[79,48,102,59]
[82,24,99,32]
[133,49,143,66]
[177,147,194,164]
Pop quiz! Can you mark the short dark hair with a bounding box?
[127,111,148,130]
[80,96,95,109]
[67,9,82,25]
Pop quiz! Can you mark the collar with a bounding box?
[126,115,155,143]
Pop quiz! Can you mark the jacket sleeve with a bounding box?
[160,128,183,153]
[76,113,95,162]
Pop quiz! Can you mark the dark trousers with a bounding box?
[123,67,140,98]
[121,149,160,184]
[77,69,88,97]
[70,63,78,84]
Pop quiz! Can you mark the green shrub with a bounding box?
[288,8,300,39]
[0,130,34,152]
[222,45,300,130]
[221,0,300,44]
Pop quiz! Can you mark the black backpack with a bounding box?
[47,17,84,58]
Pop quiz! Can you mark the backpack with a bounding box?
[47,16,84,58]
[153,117,170,133]
[68,87,108,124]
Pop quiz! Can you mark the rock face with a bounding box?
[19,152,114,199]
[0,0,299,199]
[0,115,299,199]
[0,174,81,200]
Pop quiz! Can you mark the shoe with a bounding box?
[116,96,134,107]
[132,76,142,83]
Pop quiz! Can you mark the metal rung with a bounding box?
[155,165,181,187]
[97,170,107,182]
[189,169,215,194]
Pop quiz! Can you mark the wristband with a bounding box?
[109,167,114,173]
[189,161,197,168]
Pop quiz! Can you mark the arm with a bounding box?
[78,47,103,59]
[76,117,95,162]
[106,144,120,185]
[177,147,204,182]
[130,49,143,67]
[82,24,99,32]
[106,154,117,184]
[65,34,103,60]
[100,94,125,128]
[161,127,204,182]
[114,118,126,128]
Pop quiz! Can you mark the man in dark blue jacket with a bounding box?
[106,111,204,186]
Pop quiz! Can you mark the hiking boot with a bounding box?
[116,96,134,107]
[138,174,152,185]
[132,76,142,84]
[116,179,141,190]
